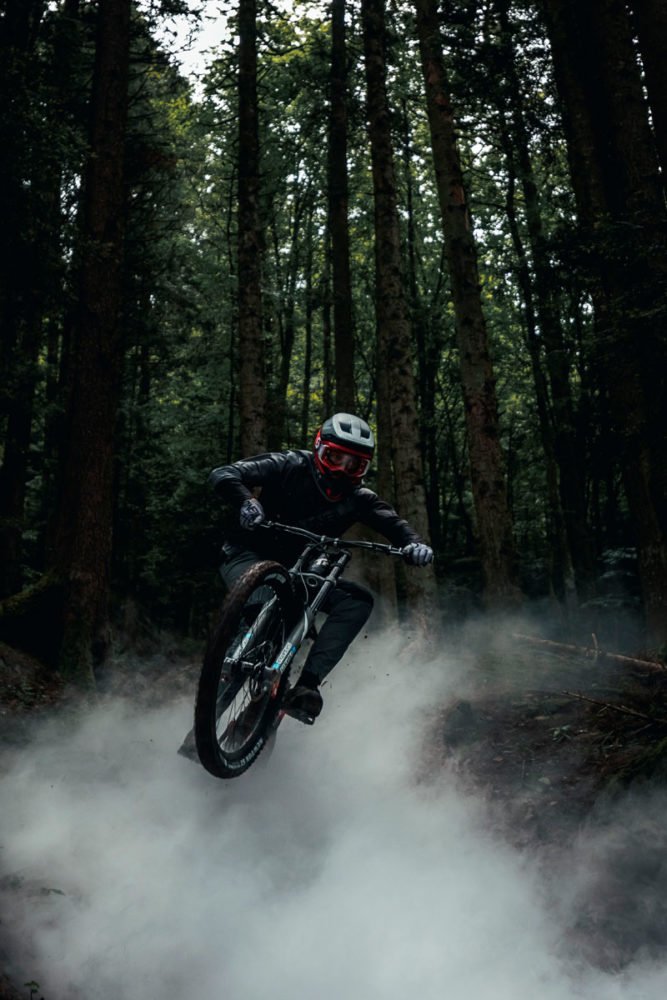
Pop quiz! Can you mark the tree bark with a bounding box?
[301,202,315,446]
[0,0,51,596]
[0,315,41,597]
[268,185,305,448]
[321,256,334,420]
[237,0,267,455]
[364,359,399,622]
[415,0,520,607]
[505,168,577,611]
[630,0,667,189]
[362,0,438,622]
[49,0,131,682]
[0,0,44,385]
[401,99,441,553]
[328,0,356,413]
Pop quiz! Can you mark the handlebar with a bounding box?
[258,520,405,557]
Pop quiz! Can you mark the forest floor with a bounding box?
[429,635,667,971]
[2,633,667,989]
[433,637,667,851]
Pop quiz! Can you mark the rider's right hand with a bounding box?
[403,542,434,566]
[240,498,265,530]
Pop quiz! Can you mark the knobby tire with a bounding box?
[194,560,297,779]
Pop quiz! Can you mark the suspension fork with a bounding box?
[222,594,280,679]
[265,549,352,694]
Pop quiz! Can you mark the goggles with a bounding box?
[316,440,371,479]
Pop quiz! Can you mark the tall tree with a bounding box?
[0,0,50,596]
[361,0,438,618]
[504,163,577,610]
[328,0,356,413]
[237,0,267,454]
[414,0,520,606]
[267,172,307,448]
[631,0,667,183]
[49,0,132,680]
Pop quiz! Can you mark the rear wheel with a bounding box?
[194,561,297,779]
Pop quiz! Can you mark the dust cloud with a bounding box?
[1,631,667,1000]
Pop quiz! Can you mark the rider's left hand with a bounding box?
[403,542,434,567]
[240,497,265,530]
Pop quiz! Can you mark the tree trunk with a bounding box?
[401,99,440,553]
[0,0,51,596]
[49,0,131,682]
[415,0,520,607]
[267,190,303,450]
[225,163,238,463]
[630,0,667,188]
[237,0,267,455]
[0,0,44,387]
[301,203,315,446]
[321,256,334,420]
[365,357,398,621]
[39,314,62,541]
[328,0,356,413]
[362,0,438,623]
[0,315,41,597]
[505,168,577,612]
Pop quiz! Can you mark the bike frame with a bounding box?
[247,521,404,697]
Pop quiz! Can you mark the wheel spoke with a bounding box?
[212,599,286,753]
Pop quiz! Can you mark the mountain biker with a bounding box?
[209,413,433,720]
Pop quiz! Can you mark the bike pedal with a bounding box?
[283,706,316,725]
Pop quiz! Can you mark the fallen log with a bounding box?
[562,690,667,727]
[512,633,667,674]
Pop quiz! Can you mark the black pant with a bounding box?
[219,549,374,683]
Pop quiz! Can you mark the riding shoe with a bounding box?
[285,684,323,720]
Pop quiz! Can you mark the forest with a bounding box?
[1,0,666,686]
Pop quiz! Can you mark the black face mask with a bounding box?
[310,457,355,502]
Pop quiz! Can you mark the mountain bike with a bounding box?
[189,521,406,780]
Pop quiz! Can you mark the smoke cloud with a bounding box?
[2,631,667,999]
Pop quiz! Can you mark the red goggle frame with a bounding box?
[314,435,371,479]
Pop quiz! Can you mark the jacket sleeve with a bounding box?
[209,452,289,508]
[355,489,423,547]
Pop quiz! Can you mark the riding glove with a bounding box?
[240,498,265,530]
[403,542,434,567]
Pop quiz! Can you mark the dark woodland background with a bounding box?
[1,0,666,685]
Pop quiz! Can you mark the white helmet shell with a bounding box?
[320,413,375,456]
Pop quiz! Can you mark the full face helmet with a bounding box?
[313,413,375,486]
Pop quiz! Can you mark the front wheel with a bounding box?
[194,561,297,779]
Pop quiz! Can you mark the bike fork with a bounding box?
[264,610,313,696]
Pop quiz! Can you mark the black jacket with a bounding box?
[210,449,422,565]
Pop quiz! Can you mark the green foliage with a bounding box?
[3,0,657,639]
